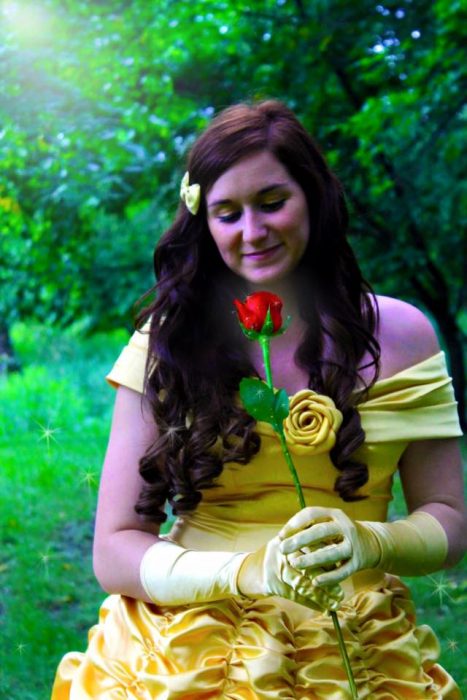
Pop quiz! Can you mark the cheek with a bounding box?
[279,203,309,242]
[208,225,236,260]
[291,199,310,246]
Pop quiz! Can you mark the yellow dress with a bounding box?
[51,327,463,699]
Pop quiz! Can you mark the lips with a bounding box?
[243,243,283,259]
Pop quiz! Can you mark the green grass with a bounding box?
[0,323,465,698]
[0,322,128,698]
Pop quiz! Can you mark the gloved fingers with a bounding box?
[280,552,345,611]
[313,559,357,587]
[287,540,352,570]
[278,506,337,539]
[280,521,343,555]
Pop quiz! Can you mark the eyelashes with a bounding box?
[218,211,241,223]
[262,199,286,212]
[217,199,286,224]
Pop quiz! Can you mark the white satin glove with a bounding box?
[140,531,343,611]
[140,539,248,605]
[237,533,343,611]
[279,506,448,587]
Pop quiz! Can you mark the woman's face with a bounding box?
[206,151,309,286]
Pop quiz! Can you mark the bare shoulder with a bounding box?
[373,295,441,376]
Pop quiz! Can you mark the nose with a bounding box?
[242,208,268,244]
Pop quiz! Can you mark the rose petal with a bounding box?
[244,291,283,333]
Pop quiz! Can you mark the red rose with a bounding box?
[234,291,283,334]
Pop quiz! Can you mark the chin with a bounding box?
[242,265,295,286]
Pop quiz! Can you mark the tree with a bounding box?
[0,0,464,425]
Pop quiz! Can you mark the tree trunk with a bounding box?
[0,321,21,375]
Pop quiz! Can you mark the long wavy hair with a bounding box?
[134,100,380,524]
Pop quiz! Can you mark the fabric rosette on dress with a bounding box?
[282,389,343,455]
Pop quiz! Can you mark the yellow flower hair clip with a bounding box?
[180,171,201,215]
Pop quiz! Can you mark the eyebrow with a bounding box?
[207,182,289,209]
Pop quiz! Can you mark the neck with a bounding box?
[246,277,302,320]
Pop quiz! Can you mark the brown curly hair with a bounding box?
[134,100,380,524]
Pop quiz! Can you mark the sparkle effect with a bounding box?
[80,471,97,487]
[36,421,60,450]
[163,425,185,443]
[38,548,57,579]
[426,573,456,607]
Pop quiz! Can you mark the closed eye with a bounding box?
[217,199,286,223]
[218,211,241,223]
[260,199,286,212]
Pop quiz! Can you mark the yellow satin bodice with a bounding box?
[106,327,462,555]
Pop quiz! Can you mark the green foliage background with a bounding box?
[0,0,466,696]
[0,0,465,416]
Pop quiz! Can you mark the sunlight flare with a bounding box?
[1,1,51,41]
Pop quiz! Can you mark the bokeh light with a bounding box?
[1,1,52,42]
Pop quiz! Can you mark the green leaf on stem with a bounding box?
[239,379,290,431]
[239,377,276,423]
[272,388,289,429]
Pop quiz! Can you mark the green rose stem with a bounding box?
[258,336,273,389]
[259,334,306,510]
[331,612,358,699]
[258,335,306,508]
[236,300,358,700]
[258,332,358,700]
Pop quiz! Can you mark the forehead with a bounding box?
[206,151,293,203]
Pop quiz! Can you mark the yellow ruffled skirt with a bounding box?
[51,574,461,699]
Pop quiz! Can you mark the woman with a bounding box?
[52,101,464,698]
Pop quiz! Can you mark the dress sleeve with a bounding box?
[358,352,463,442]
[105,320,152,394]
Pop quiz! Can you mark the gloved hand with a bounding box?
[278,506,448,587]
[236,533,343,611]
[140,530,343,611]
